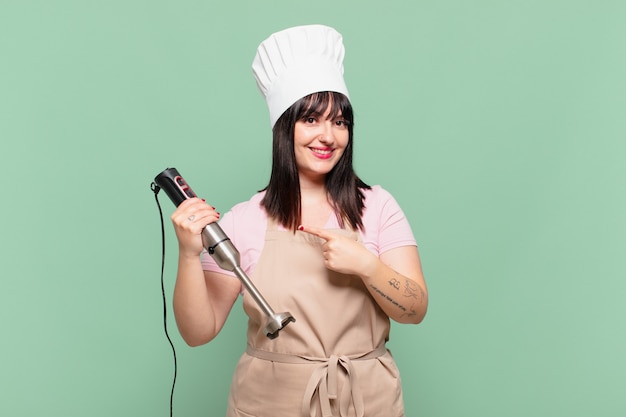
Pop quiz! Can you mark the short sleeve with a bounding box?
[360,186,417,256]
[200,193,267,277]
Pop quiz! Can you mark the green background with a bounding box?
[1,1,625,416]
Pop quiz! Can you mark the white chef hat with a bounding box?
[252,24,350,128]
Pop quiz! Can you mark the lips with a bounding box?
[309,147,333,159]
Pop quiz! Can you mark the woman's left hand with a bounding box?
[298,224,377,277]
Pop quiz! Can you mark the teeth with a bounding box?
[311,148,331,155]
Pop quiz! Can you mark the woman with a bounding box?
[170,25,428,417]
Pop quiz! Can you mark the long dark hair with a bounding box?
[261,91,370,232]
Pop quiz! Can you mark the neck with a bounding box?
[299,182,334,227]
[299,173,327,195]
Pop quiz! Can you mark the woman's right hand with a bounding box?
[170,198,220,258]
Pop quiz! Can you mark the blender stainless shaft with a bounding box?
[201,223,295,339]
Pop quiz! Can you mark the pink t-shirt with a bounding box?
[200,185,417,277]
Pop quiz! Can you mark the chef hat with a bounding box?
[252,24,350,128]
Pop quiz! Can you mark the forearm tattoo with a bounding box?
[369,272,426,318]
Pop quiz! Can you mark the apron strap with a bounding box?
[246,344,387,417]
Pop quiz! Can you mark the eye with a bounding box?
[304,116,317,124]
[335,118,350,128]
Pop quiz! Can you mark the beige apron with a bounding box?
[226,218,404,417]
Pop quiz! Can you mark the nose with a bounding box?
[318,120,335,145]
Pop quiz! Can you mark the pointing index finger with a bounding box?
[297,224,333,240]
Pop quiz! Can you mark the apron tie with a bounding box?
[246,344,386,417]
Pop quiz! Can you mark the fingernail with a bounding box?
[297,225,304,231]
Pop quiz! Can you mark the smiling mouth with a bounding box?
[310,147,333,157]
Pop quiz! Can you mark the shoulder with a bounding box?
[202,192,267,275]
[228,191,267,219]
[360,185,416,254]
[362,184,394,201]
[219,191,267,238]
[361,185,402,215]
[221,192,267,266]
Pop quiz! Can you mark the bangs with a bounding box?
[297,91,353,122]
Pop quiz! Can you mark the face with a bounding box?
[293,106,350,183]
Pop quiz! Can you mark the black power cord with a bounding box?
[151,182,177,417]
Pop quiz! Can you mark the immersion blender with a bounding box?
[154,167,295,339]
